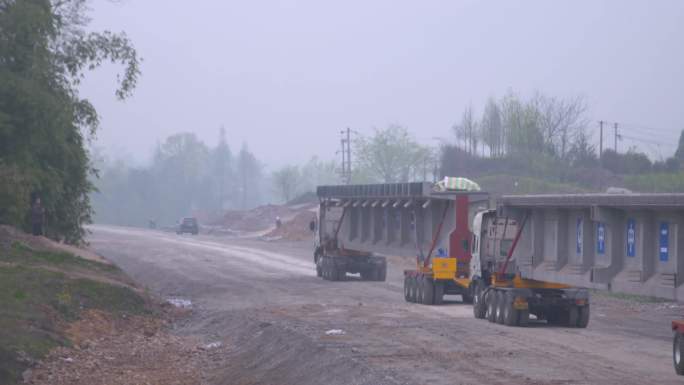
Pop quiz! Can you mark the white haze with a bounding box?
[79,0,684,166]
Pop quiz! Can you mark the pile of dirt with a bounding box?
[25,309,224,385]
[265,211,316,241]
[215,204,296,232]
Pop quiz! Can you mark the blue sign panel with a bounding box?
[597,222,606,255]
[659,222,669,262]
[626,218,636,257]
[576,217,583,255]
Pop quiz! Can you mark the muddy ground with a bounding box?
[86,225,682,385]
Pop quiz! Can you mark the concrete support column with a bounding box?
[591,206,625,285]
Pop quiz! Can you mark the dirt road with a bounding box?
[88,225,681,385]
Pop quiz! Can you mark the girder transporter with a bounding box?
[315,181,590,328]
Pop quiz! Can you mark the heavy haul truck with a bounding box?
[315,181,590,328]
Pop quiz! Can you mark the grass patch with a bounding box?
[0,240,150,384]
[476,174,590,195]
[3,241,120,274]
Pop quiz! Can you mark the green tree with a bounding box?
[674,130,684,162]
[0,0,140,243]
[272,165,301,202]
[300,156,339,191]
[354,125,430,183]
[481,97,503,157]
[236,143,262,209]
[212,126,233,211]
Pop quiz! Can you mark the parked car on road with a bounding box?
[177,217,199,235]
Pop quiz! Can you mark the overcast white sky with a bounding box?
[81,0,684,168]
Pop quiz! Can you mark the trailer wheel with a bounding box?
[416,276,424,304]
[567,306,579,327]
[577,305,590,328]
[461,286,473,304]
[377,262,387,282]
[422,277,435,305]
[434,281,445,305]
[329,263,337,281]
[503,292,518,326]
[486,290,497,323]
[335,266,347,281]
[360,269,371,281]
[327,263,334,281]
[316,258,323,277]
[408,276,418,303]
[404,276,411,302]
[473,282,486,319]
[674,332,684,375]
[370,265,380,281]
[495,291,506,324]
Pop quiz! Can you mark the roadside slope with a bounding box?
[0,226,214,385]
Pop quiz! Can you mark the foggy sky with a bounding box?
[80,0,684,168]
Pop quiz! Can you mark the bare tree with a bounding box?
[534,93,588,158]
[460,105,477,155]
[481,97,503,157]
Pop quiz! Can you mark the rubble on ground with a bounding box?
[264,211,317,241]
[25,309,224,385]
[214,204,296,232]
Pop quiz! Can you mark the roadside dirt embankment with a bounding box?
[0,226,217,385]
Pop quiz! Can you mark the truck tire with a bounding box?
[473,282,486,319]
[377,262,387,282]
[370,266,380,281]
[675,332,684,375]
[486,290,497,323]
[503,292,518,326]
[316,258,323,277]
[404,276,411,302]
[433,281,445,305]
[422,277,435,305]
[416,276,425,304]
[567,306,579,327]
[409,276,418,303]
[328,263,337,281]
[461,286,473,304]
[360,269,371,281]
[577,305,590,328]
[495,290,506,324]
[334,265,345,281]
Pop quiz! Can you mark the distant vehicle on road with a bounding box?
[177,217,199,235]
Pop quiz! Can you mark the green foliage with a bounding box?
[0,0,140,243]
[354,125,433,183]
[92,131,266,226]
[602,149,652,175]
[674,130,684,162]
[624,173,684,193]
[272,165,301,202]
[0,242,149,384]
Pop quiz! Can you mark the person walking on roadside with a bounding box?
[31,197,45,236]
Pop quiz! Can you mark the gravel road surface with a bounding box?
[88,225,681,385]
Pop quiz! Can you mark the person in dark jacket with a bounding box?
[31,198,45,236]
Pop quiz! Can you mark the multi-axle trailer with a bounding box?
[315,181,590,327]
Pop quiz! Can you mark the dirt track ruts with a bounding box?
[88,225,681,385]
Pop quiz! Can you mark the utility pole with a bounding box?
[339,128,352,184]
[614,122,618,153]
[599,120,604,160]
[346,127,351,183]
